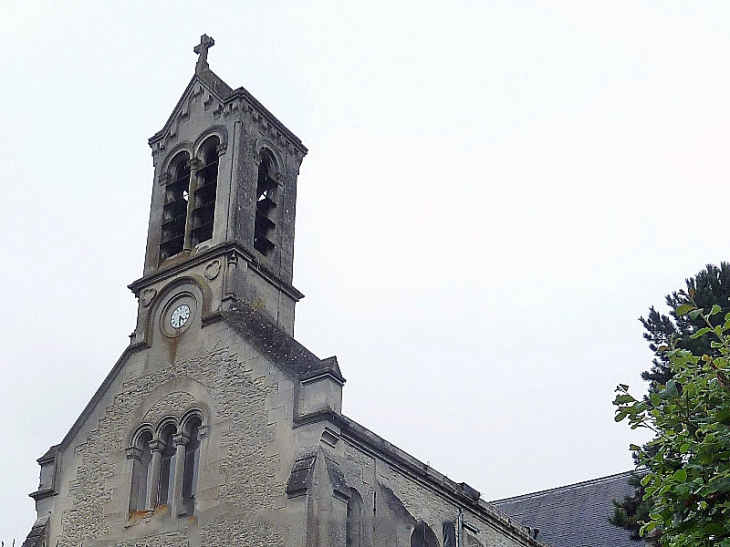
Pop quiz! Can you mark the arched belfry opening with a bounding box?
[191,136,219,246]
[254,149,278,255]
[160,152,191,261]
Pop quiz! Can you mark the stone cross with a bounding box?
[194,34,215,72]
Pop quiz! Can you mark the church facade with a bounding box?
[23,37,542,547]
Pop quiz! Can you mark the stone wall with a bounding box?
[48,322,297,547]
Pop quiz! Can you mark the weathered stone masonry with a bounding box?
[23,36,545,547]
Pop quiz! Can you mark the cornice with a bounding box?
[337,415,545,547]
[228,86,307,155]
[128,241,304,301]
[29,487,56,501]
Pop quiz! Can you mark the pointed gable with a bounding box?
[148,70,232,147]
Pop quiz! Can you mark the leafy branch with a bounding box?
[614,292,730,546]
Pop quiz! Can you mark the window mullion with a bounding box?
[147,439,165,509]
[170,433,190,517]
[183,158,201,250]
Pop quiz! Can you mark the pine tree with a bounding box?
[611,263,730,540]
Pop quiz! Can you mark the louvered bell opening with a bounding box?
[160,156,190,262]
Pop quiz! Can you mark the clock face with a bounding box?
[170,304,191,329]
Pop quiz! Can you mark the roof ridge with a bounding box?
[490,470,638,504]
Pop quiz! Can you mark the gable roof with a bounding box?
[490,471,637,547]
[148,66,306,155]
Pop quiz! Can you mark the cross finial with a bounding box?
[194,34,215,72]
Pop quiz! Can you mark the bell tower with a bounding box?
[129,35,307,340]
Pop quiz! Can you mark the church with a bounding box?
[21,36,549,547]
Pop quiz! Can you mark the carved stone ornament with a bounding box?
[125,447,142,460]
[205,259,221,280]
[141,288,157,307]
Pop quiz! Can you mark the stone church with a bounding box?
[21,36,545,547]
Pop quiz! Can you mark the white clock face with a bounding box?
[170,304,191,329]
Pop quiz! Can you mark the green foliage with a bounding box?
[612,263,730,541]
[639,263,730,392]
[609,471,650,541]
[614,293,730,546]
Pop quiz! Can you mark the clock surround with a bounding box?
[160,293,197,338]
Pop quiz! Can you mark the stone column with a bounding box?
[183,157,202,250]
[171,432,190,517]
[147,439,166,509]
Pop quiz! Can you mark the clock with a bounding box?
[170,304,191,329]
[159,292,197,338]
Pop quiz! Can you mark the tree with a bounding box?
[610,470,650,541]
[611,263,730,540]
[640,264,730,390]
[614,293,730,546]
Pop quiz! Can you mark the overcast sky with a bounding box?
[3,0,730,541]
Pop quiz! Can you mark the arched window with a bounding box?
[411,521,439,547]
[129,430,153,513]
[160,152,191,261]
[254,149,278,255]
[192,137,219,246]
[127,412,205,518]
[157,425,176,507]
[182,416,202,515]
[442,522,456,547]
[346,488,364,547]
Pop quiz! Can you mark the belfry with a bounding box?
[22,37,542,547]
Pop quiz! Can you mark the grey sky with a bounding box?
[3,1,730,541]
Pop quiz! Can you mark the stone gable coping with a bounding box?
[20,515,48,547]
[322,451,350,501]
[53,342,150,457]
[148,67,307,157]
[221,302,344,382]
[300,355,345,385]
[285,452,317,498]
[36,444,58,464]
[285,449,350,501]
[43,295,337,470]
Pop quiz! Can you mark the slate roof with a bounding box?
[491,471,638,547]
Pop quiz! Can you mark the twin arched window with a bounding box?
[128,414,203,517]
[159,136,220,263]
[159,141,280,261]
